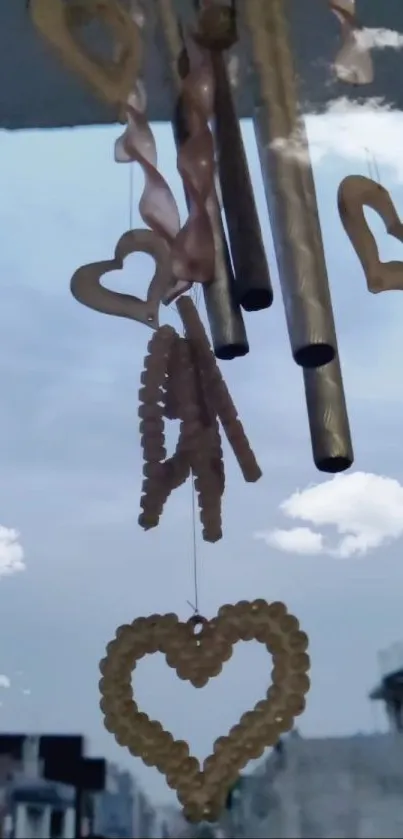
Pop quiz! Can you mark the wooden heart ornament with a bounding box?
[99,600,310,823]
[71,229,172,329]
[30,0,142,111]
[338,175,403,293]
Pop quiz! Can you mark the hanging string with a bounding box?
[373,154,381,186]
[365,146,381,186]
[129,163,134,229]
[154,6,204,617]
[364,146,375,182]
[186,469,201,617]
[190,475,200,614]
[187,273,203,616]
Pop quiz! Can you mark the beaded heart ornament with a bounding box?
[99,599,311,823]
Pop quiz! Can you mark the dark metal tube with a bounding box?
[303,354,354,473]
[211,51,273,312]
[173,97,249,360]
[156,0,249,360]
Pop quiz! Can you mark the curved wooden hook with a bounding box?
[338,175,403,293]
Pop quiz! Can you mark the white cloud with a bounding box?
[0,527,25,577]
[255,472,403,559]
[358,28,403,51]
[307,99,400,173]
[0,675,10,689]
[273,97,403,182]
[255,526,324,555]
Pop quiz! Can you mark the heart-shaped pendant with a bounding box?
[70,229,172,329]
[30,0,142,111]
[338,175,403,293]
[99,600,310,823]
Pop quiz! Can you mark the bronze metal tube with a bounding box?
[245,0,338,369]
[244,0,353,472]
[303,354,354,473]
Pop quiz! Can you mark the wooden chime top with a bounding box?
[5,0,403,131]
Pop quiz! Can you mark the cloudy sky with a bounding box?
[1,92,403,805]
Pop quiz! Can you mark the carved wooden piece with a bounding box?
[138,330,225,542]
[177,297,262,482]
[164,338,183,420]
[70,244,259,539]
[70,229,172,329]
[138,326,178,530]
[177,339,223,542]
[99,600,311,823]
[338,175,403,293]
[330,1,374,85]
[138,302,261,541]
[193,2,238,51]
[30,0,142,111]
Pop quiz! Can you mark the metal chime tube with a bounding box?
[211,50,273,312]
[244,0,353,472]
[244,0,338,369]
[303,354,354,473]
[157,0,249,361]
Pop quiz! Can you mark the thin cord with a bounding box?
[365,146,374,181]
[191,475,199,613]
[174,310,200,617]
[189,282,202,615]
[365,147,381,186]
[373,154,381,185]
[170,17,205,615]
[129,163,134,229]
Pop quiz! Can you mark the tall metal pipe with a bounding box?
[244,0,353,472]
[157,0,249,360]
[244,0,338,369]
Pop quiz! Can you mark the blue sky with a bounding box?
[1,114,403,804]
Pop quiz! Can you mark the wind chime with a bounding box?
[30,0,396,824]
